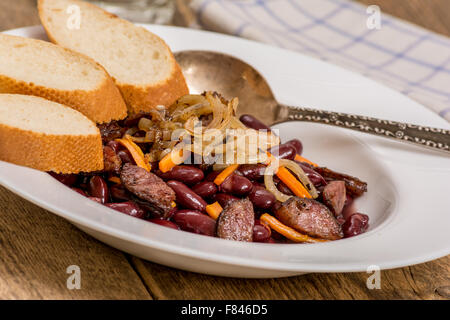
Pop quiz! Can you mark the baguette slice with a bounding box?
[38,0,189,114]
[0,33,127,124]
[0,94,103,173]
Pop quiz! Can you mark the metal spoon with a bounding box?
[174,50,450,154]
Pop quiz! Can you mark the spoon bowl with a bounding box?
[174,50,280,126]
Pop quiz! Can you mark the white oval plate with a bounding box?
[1,25,449,278]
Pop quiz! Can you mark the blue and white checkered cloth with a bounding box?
[189,0,450,122]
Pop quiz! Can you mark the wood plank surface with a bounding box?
[0,187,151,299]
[0,0,40,31]
[132,256,450,300]
[0,0,448,300]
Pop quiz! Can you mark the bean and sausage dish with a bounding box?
[49,92,369,243]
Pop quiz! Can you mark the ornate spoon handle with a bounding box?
[281,105,450,154]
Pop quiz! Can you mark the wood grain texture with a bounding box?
[134,256,450,300]
[0,0,448,300]
[0,187,151,299]
[0,0,40,31]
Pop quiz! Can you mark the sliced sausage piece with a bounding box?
[322,181,346,217]
[216,198,254,242]
[120,163,175,216]
[275,197,343,240]
[315,167,367,197]
[103,146,122,173]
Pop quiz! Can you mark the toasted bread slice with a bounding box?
[0,94,103,173]
[0,33,127,124]
[38,0,189,114]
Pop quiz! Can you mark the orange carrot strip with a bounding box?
[294,154,318,167]
[214,164,239,186]
[108,176,122,184]
[266,152,311,199]
[214,164,240,185]
[206,201,223,220]
[276,166,312,199]
[116,137,151,172]
[158,148,187,173]
[171,201,177,208]
[260,213,327,243]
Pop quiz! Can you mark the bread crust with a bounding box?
[38,0,189,114]
[0,123,104,174]
[119,60,189,114]
[0,73,127,124]
[0,34,127,123]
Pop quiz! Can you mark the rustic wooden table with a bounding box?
[0,0,449,300]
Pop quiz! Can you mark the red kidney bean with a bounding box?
[273,175,281,184]
[284,139,303,155]
[158,165,204,185]
[110,184,131,201]
[166,180,207,212]
[252,181,266,188]
[71,187,86,196]
[172,209,216,236]
[239,114,271,131]
[253,220,272,242]
[219,174,253,196]
[248,185,276,209]
[262,237,277,243]
[89,197,103,203]
[148,218,180,230]
[88,176,109,204]
[106,140,121,153]
[237,164,266,181]
[213,193,239,208]
[342,213,369,237]
[192,181,217,198]
[117,149,134,164]
[205,170,221,182]
[268,143,296,160]
[49,172,78,186]
[105,201,146,218]
[77,175,91,189]
[295,161,327,187]
[277,181,294,196]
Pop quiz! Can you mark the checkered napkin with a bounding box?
[188,0,450,122]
